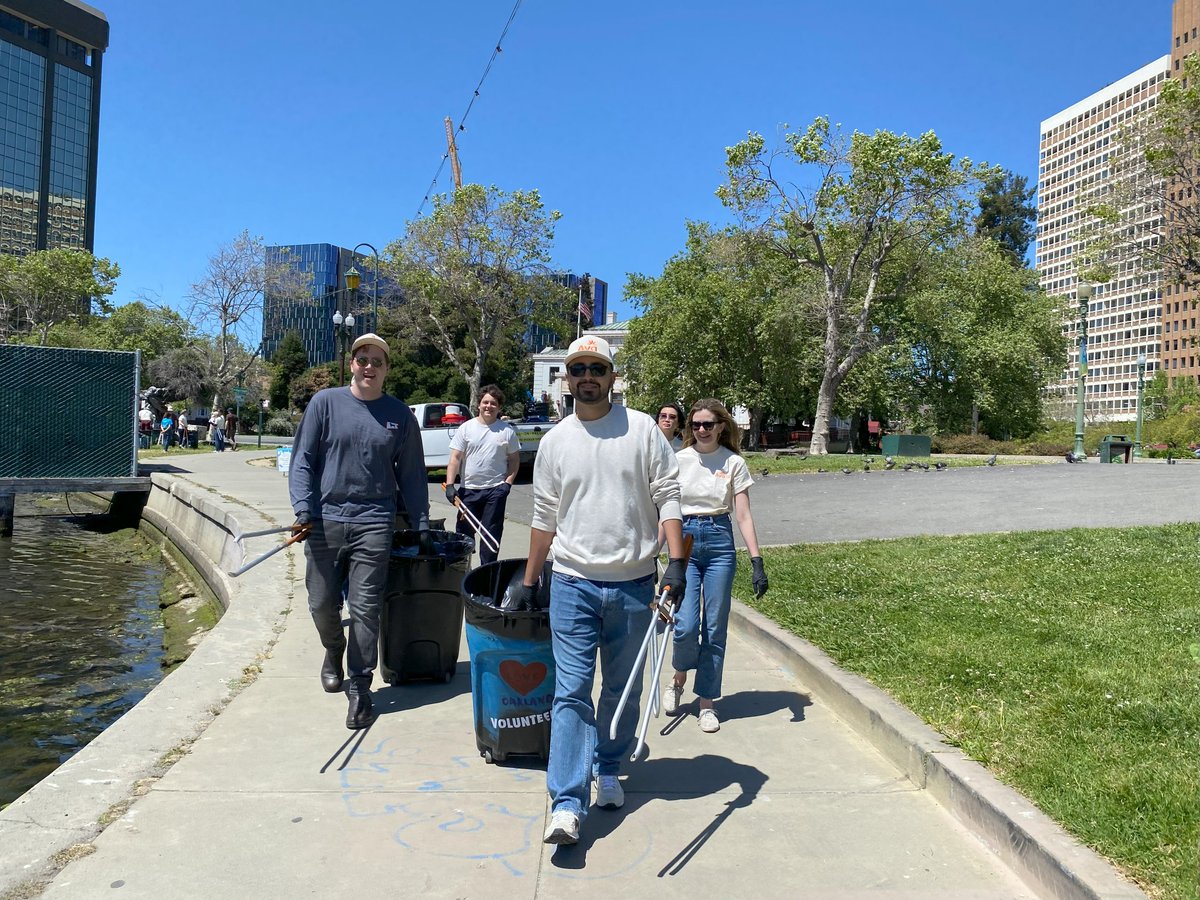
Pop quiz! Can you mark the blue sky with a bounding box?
[94,1,1173,325]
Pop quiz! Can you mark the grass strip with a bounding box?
[736,525,1200,899]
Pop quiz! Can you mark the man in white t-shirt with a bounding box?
[444,384,520,565]
[515,335,687,848]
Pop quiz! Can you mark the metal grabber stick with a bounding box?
[441,482,500,556]
[611,533,693,761]
[228,525,310,577]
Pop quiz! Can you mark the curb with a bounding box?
[729,601,1148,900]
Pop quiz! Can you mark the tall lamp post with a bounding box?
[1073,282,1092,461]
[332,309,355,386]
[1134,351,1147,457]
[352,243,379,329]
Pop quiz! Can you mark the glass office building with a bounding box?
[524,272,608,352]
[0,1,107,256]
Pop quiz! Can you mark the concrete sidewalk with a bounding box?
[20,450,1138,897]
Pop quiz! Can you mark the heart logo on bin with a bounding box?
[499,661,547,696]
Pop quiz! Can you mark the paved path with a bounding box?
[36,450,1155,898]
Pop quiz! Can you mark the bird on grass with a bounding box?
[817,468,827,474]
[761,468,771,477]
[986,454,997,467]
[1064,451,1077,463]
[934,461,948,471]
[917,462,930,471]
[842,467,853,475]
[884,457,896,470]
[902,462,915,472]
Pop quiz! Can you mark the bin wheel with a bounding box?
[483,749,494,764]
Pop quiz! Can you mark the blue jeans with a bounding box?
[672,514,736,699]
[547,572,654,819]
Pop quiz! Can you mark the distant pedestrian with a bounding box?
[177,411,189,449]
[656,402,685,451]
[444,385,520,566]
[159,408,175,451]
[209,414,225,452]
[224,408,237,451]
[288,333,430,730]
[663,398,768,734]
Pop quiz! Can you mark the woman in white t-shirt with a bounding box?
[444,385,521,565]
[663,398,768,733]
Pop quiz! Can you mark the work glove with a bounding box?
[444,483,458,504]
[418,529,435,556]
[659,558,688,611]
[509,582,537,612]
[751,556,768,599]
[291,512,312,541]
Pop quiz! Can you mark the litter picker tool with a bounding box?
[442,483,500,556]
[228,526,310,577]
[612,534,693,761]
[235,525,296,540]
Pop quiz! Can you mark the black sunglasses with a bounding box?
[690,420,718,431]
[353,355,386,368]
[567,362,610,377]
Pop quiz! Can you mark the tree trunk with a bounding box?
[809,373,839,456]
[744,407,762,451]
[971,402,980,435]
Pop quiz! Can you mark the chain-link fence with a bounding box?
[0,345,137,478]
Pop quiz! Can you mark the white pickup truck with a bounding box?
[408,401,555,471]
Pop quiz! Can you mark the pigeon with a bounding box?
[842,467,852,475]
[935,461,948,471]
[986,454,997,467]
[1064,451,1076,463]
[761,468,771,477]
[884,458,896,470]
[917,462,930,471]
[817,468,827,473]
[902,462,915,472]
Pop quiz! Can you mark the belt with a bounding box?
[684,512,729,520]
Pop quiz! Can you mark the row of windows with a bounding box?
[0,12,93,65]
[1040,72,1167,149]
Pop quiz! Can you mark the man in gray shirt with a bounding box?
[289,333,429,729]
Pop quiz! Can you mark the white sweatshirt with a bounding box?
[531,404,681,582]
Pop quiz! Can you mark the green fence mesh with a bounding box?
[0,345,137,478]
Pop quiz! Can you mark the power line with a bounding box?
[413,0,524,221]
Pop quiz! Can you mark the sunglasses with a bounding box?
[690,420,719,431]
[567,362,610,377]
[658,412,679,421]
[353,355,386,368]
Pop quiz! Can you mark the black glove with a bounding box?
[510,582,537,611]
[291,512,312,540]
[751,556,768,599]
[418,529,435,556]
[444,483,458,504]
[659,558,687,609]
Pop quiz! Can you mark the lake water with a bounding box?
[0,496,168,808]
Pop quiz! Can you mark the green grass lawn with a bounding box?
[742,452,1052,475]
[735,525,1200,899]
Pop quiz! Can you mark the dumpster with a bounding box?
[881,434,932,457]
[380,529,473,684]
[1099,434,1133,464]
[462,559,554,764]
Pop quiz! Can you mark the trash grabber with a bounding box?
[228,527,309,577]
[441,482,500,555]
[609,595,663,742]
[235,525,296,541]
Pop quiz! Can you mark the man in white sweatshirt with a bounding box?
[516,335,687,846]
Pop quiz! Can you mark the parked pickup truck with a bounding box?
[408,401,555,471]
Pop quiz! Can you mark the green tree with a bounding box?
[384,184,565,411]
[975,169,1037,264]
[289,364,336,412]
[268,330,308,411]
[623,223,821,447]
[718,117,990,454]
[0,249,120,344]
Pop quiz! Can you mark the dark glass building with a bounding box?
[525,272,608,351]
[0,0,107,255]
[262,244,395,365]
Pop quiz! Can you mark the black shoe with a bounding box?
[321,646,345,693]
[346,691,373,730]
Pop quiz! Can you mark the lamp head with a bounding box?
[345,313,355,327]
[332,311,343,326]
[1077,282,1093,301]
[345,266,361,292]
[1138,352,1147,366]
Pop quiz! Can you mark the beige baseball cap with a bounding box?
[350,333,390,357]
[564,335,615,370]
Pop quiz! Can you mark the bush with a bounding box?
[265,413,296,436]
[931,433,998,455]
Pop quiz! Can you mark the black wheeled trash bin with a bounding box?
[462,559,554,764]
[381,529,473,684]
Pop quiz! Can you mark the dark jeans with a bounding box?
[303,519,392,691]
[455,484,510,565]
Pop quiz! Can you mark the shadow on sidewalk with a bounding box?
[373,666,473,712]
[714,688,811,723]
[551,753,767,874]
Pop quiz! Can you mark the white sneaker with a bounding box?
[595,775,624,809]
[698,707,721,733]
[663,682,684,716]
[543,809,580,845]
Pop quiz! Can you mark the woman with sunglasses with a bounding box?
[656,402,685,451]
[664,398,768,733]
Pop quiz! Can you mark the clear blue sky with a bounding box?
[94,0,1173,325]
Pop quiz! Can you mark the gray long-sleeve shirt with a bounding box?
[288,386,429,528]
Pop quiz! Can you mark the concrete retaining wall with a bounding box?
[0,474,292,894]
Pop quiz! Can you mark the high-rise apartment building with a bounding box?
[0,0,107,256]
[1038,57,1169,421]
[1161,0,1200,383]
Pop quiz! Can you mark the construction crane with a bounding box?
[444,117,463,190]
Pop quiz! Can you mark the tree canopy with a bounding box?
[0,249,119,344]
[975,169,1037,264]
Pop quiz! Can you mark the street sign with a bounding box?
[233,387,247,402]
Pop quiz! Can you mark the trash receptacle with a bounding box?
[380,529,473,684]
[463,559,555,764]
[1099,434,1133,464]
[187,426,199,449]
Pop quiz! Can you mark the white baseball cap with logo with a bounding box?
[565,335,615,370]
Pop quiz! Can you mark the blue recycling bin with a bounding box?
[462,559,554,764]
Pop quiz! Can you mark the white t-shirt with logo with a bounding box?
[450,417,521,489]
[676,445,754,516]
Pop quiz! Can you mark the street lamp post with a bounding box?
[1074,283,1092,461]
[352,243,380,329]
[258,398,268,450]
[1134,351,1147,457]
[332,310,355,386]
